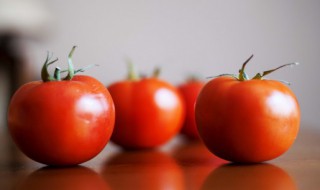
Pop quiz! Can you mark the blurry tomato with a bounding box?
[178,78,204,139]
[101,150,184,190]
[195,55,300,163]
[7,47,115,166]
[108,64,185,149]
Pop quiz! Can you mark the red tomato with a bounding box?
[195,55,300,163]
[7,47,115,166]
[108,65,185,149]
[178,79,204,139]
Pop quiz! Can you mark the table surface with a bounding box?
[0,125,319,190]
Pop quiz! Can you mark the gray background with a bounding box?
[0,0,319,130]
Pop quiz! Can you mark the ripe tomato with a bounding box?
[108,64,185,149]
[7,47,115,166]
[178,78,204,139]
[195,55,300,163]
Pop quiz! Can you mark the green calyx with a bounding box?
[126,59,139,81]
[64,45,77,80]
[238,54,253,81]
[41,46,97,82]
[41,52,59,82]
[215,55,299,84]
[126,59,161,80]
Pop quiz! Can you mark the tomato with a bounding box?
[7,47,115,166]
[108,64,185,149]
[195,55,300,163]
[178,78,204,139]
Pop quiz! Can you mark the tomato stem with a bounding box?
[186,74,202,82]
[238,54,253,81]
[63,46,77,80]
[209,55,299,84]
[252,62,299,80]
[41,52,58,82]
[74,64,99,74]
[126,59,139,80]
[208,74,237,79]
[236,55,299,83]
[54,67,61,81]
[40,46,97,82]
[152,67,161,78]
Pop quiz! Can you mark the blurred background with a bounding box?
[0,0,319,131]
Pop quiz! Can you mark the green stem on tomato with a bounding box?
[41,46,97,82]
[238,54,253,81]
[63,46,77,80]
[209,55,299,85]
[186,74,201,82]
[152,67,161,78]
[126,59,139,80]
[54,67,61,81]
[252,62,299,80]
[236,55,299,84]
[74,64,99,74]
[41,52,58,82]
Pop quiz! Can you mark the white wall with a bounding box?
[2,0,320,129]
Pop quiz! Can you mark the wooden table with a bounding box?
[0,125,319,190]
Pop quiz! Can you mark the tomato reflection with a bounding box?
[101,150,184,190]
[172,141,227,190]
[16,166,109,190]
[201,163,297,190]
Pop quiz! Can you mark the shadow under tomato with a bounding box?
[101,150,185,190]
[171,140,227,190]
[201,163,297,190]
[15,166,109,190]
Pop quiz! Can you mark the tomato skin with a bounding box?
[178,80,204,140]
[195,76,300,163]
[108,78,185,149]
[8,75,115,166]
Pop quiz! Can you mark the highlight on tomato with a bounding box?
[195,55,300,163]
[107,62,185,149]
[7,46,115,166]
[178,77,204,140]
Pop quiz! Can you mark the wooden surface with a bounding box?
[0,125,319,190]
